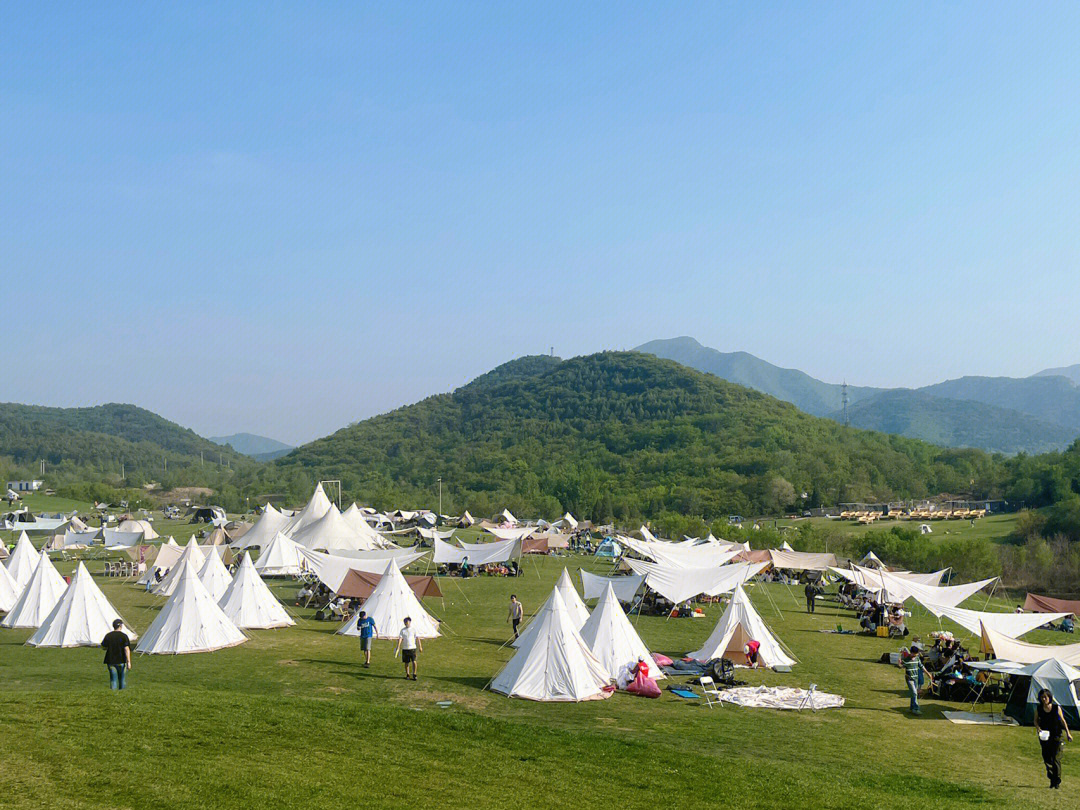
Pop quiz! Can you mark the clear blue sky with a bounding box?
[3,2,1079,444]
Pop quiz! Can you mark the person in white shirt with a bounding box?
[395,616,422,680]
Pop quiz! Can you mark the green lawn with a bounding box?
[775,512,1022,544]
[2,535,1077,809]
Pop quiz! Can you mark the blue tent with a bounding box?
[595,537,622,559]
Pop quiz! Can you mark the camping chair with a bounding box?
[699,676,723,708]
[798,684,818,711]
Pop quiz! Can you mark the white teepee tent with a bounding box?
[135,537,180,586]
[337,559,440,639]
[253,531,304,576]
[687,585,796,668]
[136,561,247,654]
[292,504,379,552]
[5,532,39,590]
[197,548,234,602]
[283,483,333,538]
[490,589,612,701]
[153,539,206,596]
[513,570,590,650]
[217,553,295,629]
[1,550,68,629]
[27,562,136,647]
[580,583,664,686]
[0,560,20,612]
[342,503,390,548]
[232,503,291,550]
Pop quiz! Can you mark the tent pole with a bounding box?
[762,581,784,621]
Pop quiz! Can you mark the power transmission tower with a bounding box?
[841,381,850,427]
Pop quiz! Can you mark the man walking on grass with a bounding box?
[902,648,932,715]
[395,616,421,680]
[508,594,524,639]
[804,580,819,613]
[100,619,131,690]
[356,610,377,668]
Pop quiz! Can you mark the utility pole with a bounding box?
[437,477,443,517]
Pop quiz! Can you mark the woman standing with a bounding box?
[1034,688,1073,789]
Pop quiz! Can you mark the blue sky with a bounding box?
[3,2,1079,444]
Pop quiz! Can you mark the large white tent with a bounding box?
[336,559,440,640]
[153,540,207,597]
[27,562,136,647]
[342,503,391,548]
[513,569,590,650]
[253,532,304,576]
[580,583,664,686]
[624,558,769,605]
[135,537,180,585]
[0,561,19,612]
[136,561,247,654]
[687,585,796,669]
[5,532,39,590]
[197,549,234,602]
[217,553,295,630]
[232,503,291,550]
[292,505,382,552]
[283,483,334,538]
[490,589,612,702]
[1,551,68,629]
[117,519,159,540]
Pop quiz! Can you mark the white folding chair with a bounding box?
[699,676,723,708]
[798,683,818,712]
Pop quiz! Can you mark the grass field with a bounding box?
[775,512,1023,544]
[2,516,1078,810]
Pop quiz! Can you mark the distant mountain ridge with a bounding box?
[635,337,1080,454]
[210,432,293,459]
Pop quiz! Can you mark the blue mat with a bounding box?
[668,687,700,699]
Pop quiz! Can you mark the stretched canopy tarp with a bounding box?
[638,525,658,543]
[432,536,469,565]
[620,537,740,569]
[1024,593,1080,617]
[624,558,769,605]
[579,571,645,603]
[103,528,143,549]
[456,536,522,564]
[417,526,456,541]
[336,569,442,600]
[687,585,796,669]
[296,546,427,592]
[980,624,1080,666]
[858,566,996,608]
[927,604,1067,641]
[767,550,838,571]
[483,526,534,542]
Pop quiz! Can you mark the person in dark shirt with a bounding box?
[100,619,132,690]
[804,581,819,613]
[1035,688,1073,789]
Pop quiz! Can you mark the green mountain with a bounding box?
[836,390,1077,455]
[0,402,248,481]
[919,375,1080,433]
[210,432,293,459]
[273,352,1003,521]
[635,336,882,416]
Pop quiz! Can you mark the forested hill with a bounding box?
[0,402,248,482]
[274,352,1005,522]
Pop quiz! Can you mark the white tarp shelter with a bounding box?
[28,562,136,647]
[768,550,838,571]
[103,528,144,549]
[980,623,1080,666]
[624,558,769,605]
[579,571,645,603]
[687,585,796,669]
[927,604,1067,641]
[297,546,427,593]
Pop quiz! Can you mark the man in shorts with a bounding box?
[356,610,377,667]
[507,594,524,640]
[395,616,422,680]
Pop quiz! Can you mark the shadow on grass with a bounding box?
[427,674,493,690]
[463,636,513,648]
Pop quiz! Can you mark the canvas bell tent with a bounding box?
[5,532,39,591]
[337,559,440,640]
[252,532,304,577]
[197,548,234,602]
[1,551,68,629]
[687,585,796,669]
[579,583,664,686]
[217,553,295,630]
[490,589,613,702]
[27,562,136,647]
[136,562,247,654]
[513,568,590,649]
